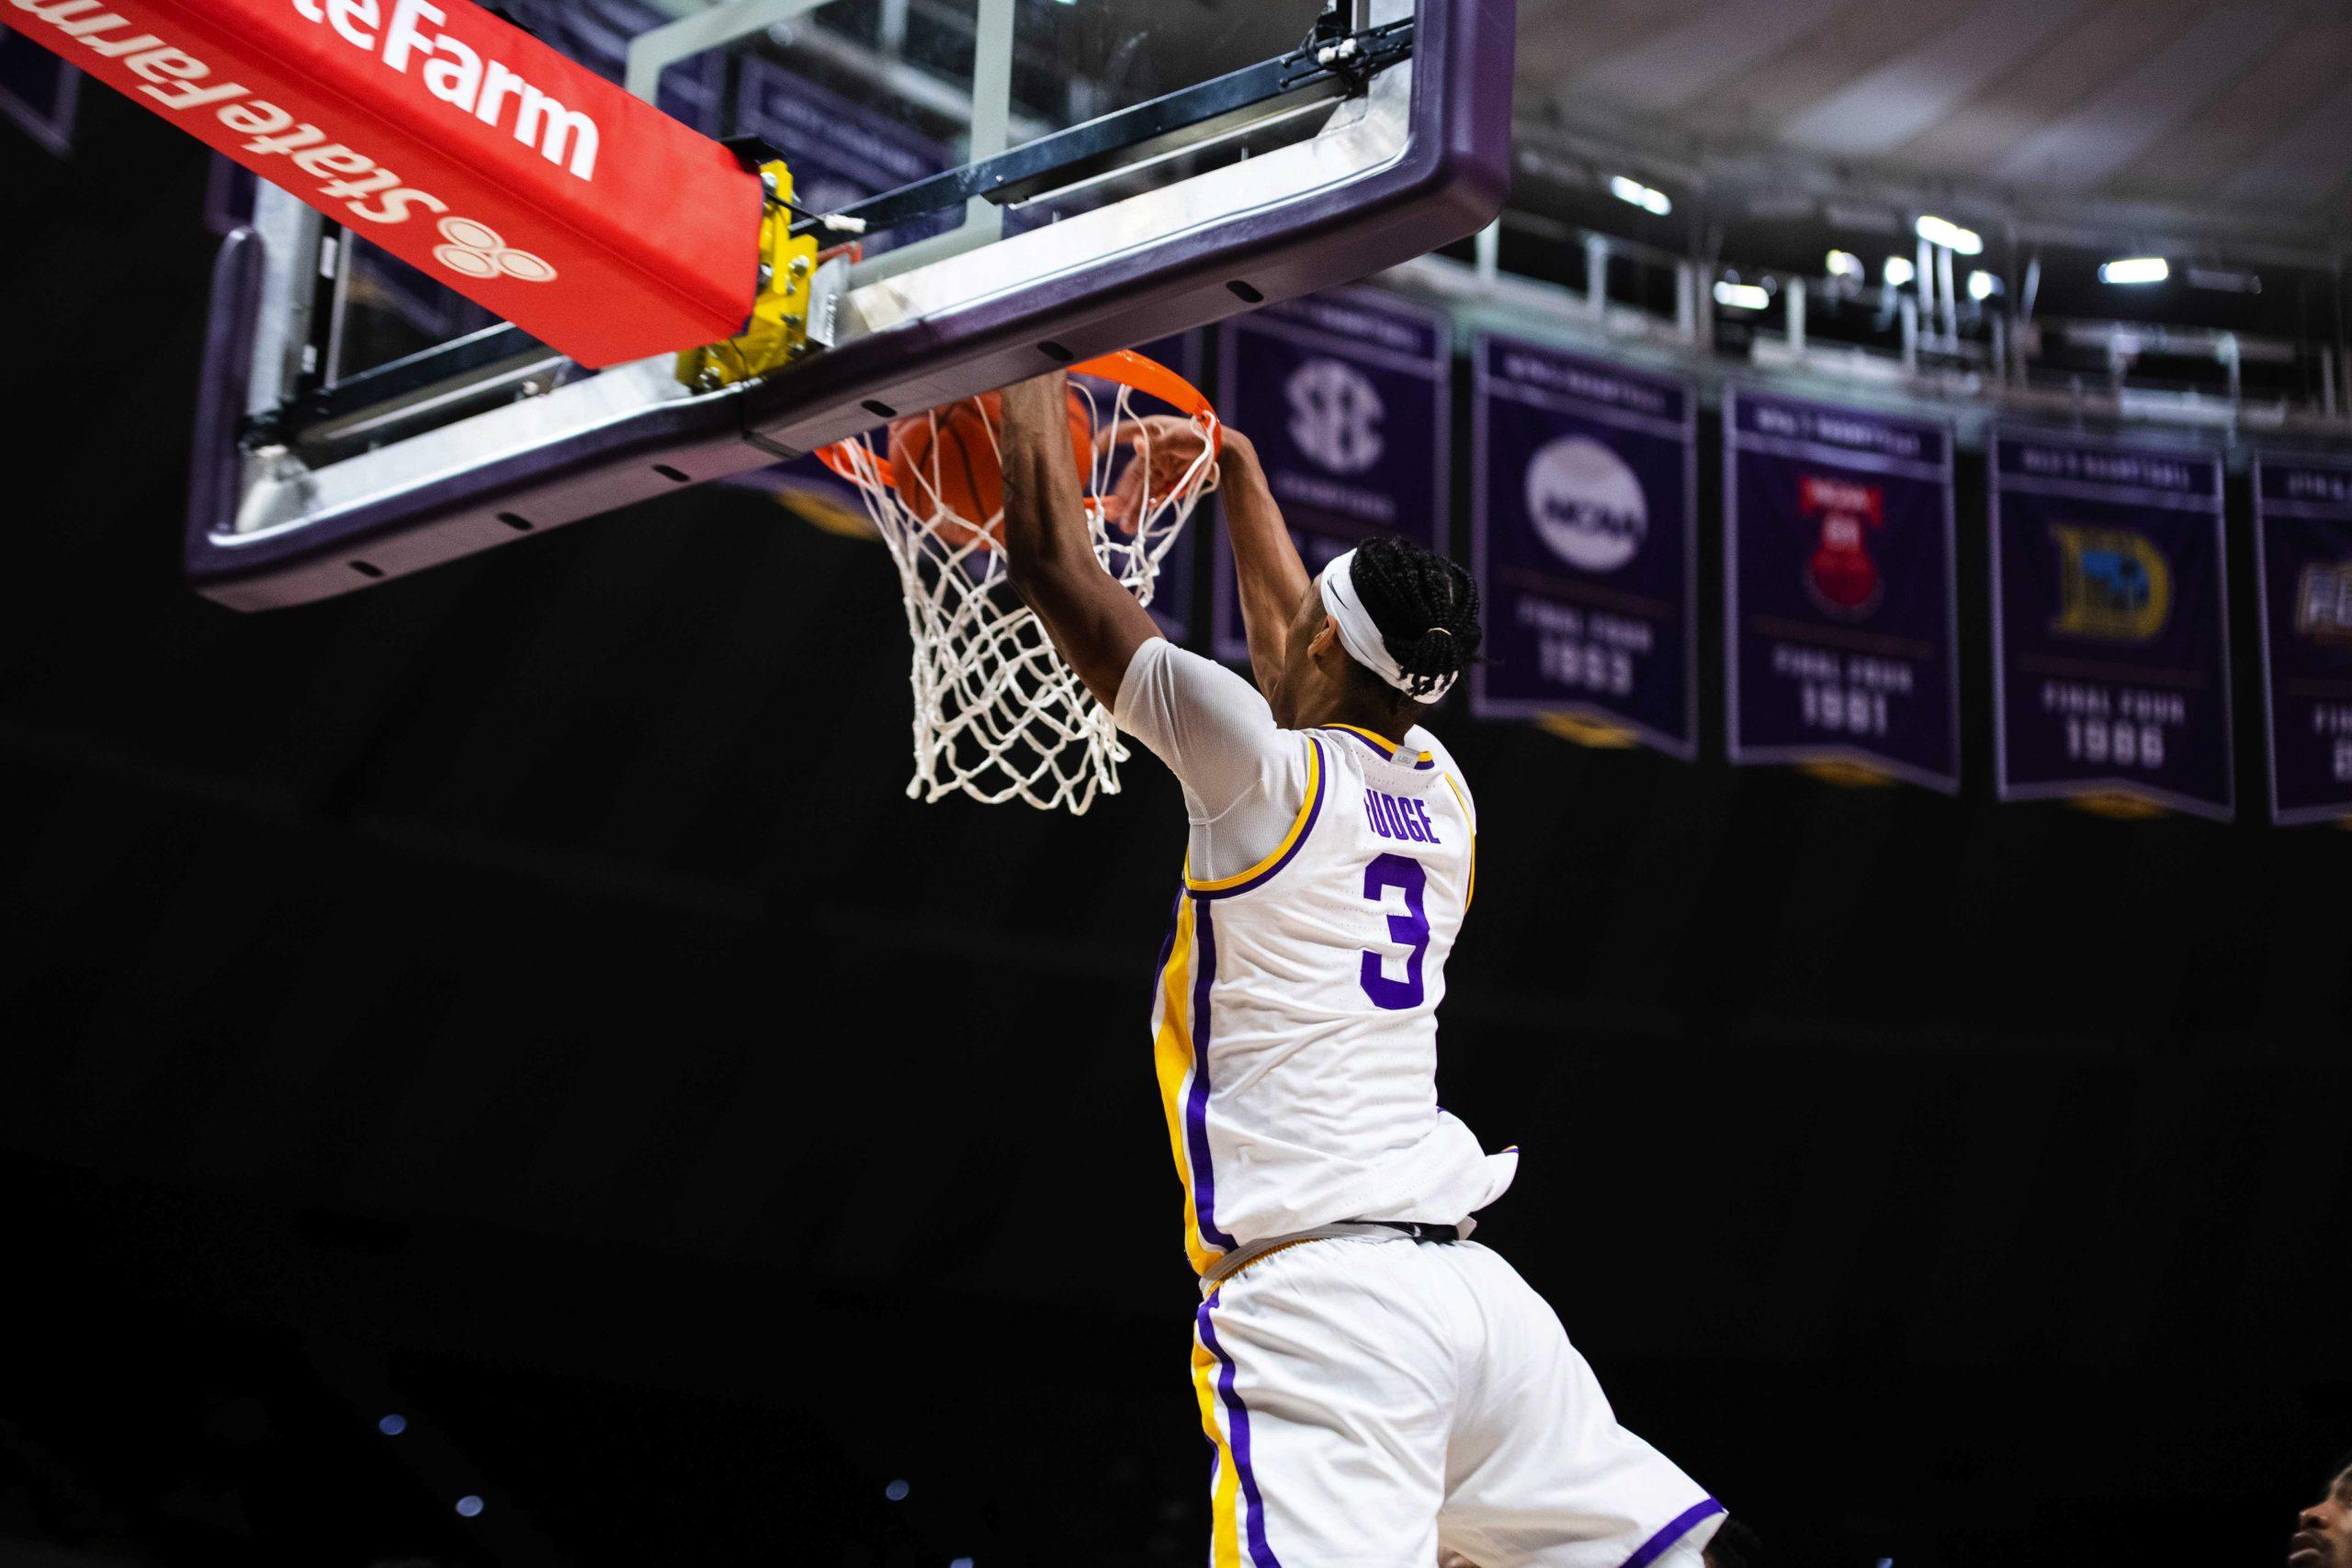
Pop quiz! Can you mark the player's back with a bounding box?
[1121,637,1518,1274]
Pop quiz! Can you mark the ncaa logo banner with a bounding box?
[1467,334,1697,757]
[1214,288,1452,665]
[2252,457,2352,826]
[1990,431,2232,819]
[1724,388,1960,791]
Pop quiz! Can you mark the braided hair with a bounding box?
[1346,535,1484,703]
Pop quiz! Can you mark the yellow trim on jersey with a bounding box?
[1192,1330,1245,1568]
[1153,897,1222,1274]
[1441,772,1476,907]
[1183,737,1324,893]
[1325,722,1435,766]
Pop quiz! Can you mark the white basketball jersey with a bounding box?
[1148,722,1518,1275]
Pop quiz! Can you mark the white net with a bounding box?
[820,362,1219,814]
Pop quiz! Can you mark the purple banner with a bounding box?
[1213,288,1452,665]
[1468,335,1696,756]
[2254,457,2352,826]
[1990,432,2232,819]
[1725,389,1960,790]
[0,22,80,157]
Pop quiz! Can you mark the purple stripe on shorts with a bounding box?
[1194,739,1327,901]
[1620,1498,1726,1568]
[1183,898,1236,1252]
[1197,1289,1282,1568]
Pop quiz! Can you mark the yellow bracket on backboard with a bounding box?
[676,162,824,393]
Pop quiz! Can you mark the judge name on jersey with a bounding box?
[1365,788,1445,845]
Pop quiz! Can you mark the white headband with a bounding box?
[1318,548,1459,704]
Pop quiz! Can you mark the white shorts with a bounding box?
[1188,1234,1722,1568]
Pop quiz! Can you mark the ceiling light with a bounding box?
[2098,257,2169,285]
[1968,270,1998,300]
[1826,249,1863,281]
[1608,175,1673,217]
[1714,281,1770,310]
[1883,256,1916,288]
[1915,215,1983,255]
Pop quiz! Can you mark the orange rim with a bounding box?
[814,348,1223,492]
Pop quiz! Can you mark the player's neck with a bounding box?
[1305,694,1417,745]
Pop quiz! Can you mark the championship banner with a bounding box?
[1990,431,2232,819]
[1213,288,1452,666]
[1724,388,1959,789]
[1,21,80,154]
[6,0,761,367]
[1468,334,1696,756]
[2253,457,2352,826]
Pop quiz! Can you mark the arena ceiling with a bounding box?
[1514,0,2352,254]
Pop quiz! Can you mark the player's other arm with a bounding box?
[1216,433,1314,710]
[1088,412,1301,708]
[999,371,1161,708]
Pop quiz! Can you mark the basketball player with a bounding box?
[997,371,1743,1568]
[2290,1455,2352,1568]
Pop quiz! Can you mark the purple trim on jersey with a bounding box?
[1192,738,1329,902]
[1184,898,1238,1253]
[1198,1289,1283,1567]
[1620,1499,1725,1568]
[1328,726,1393,759]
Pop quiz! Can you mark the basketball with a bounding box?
[887,388,1095,549]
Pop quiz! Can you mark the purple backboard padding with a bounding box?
[184,0,1515,609]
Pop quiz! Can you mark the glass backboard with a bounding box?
[187,0,1513,609]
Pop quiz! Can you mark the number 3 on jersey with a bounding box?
[1361,852,1430,1010]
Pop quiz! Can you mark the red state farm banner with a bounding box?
[13,0,761,367]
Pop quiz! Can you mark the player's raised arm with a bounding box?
[1215,434,1314,712]
[998,371,1163,709]
[1097,415,1310,712]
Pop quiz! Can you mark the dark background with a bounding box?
[5,89,2349,1568]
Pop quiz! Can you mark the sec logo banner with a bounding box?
[1216,288,1452,665]
[1284,357,1387,475]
